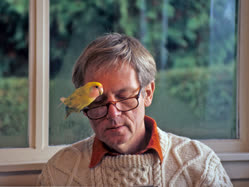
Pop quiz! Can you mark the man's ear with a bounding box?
[144,81,155,107]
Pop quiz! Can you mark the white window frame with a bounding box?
[0,0,249,180]
[0,0,65,172]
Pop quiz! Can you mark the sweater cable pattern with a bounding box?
[37,128,233,186]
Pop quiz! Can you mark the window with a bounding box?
[49,0,237,145]
[0,0,249,181]
[0,0,29,148]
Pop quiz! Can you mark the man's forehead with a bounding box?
[84,64,137,82]
[85,62,121,74]
[109,87,138,94]
[83,62,140,98]
[95,86,139,101]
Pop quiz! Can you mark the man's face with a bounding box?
[84,63,154,153]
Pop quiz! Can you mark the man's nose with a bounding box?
[106,103,121,119]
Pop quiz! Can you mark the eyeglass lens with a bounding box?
[86,97,139,119]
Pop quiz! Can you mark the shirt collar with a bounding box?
[89,115,163,168]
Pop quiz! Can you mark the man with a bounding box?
[38,33,232,186]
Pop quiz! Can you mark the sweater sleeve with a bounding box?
[211,162,233,186]
[200,152,233,187]
[36,137,93,186]
[36,146,83,186]
[36,164,52,186]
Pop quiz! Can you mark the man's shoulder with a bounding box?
[47,135,94,168]
[38,136,95,186]
[157,129,232,186]
[158,128,215,155]
[157,128,221,171]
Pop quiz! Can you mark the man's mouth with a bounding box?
[107,125,124,130]
[105,118,127,131]
[105,125,127,132]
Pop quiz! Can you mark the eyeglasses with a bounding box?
[82,88,141,120]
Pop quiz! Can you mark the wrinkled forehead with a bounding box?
[83,60,136,83]
[83,63,140,93]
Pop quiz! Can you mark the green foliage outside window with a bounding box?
[0,0,29,147]
[49,0,237,73]
[0,0,29,77]
[0,78,28,147]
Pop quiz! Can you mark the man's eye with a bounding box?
[92,100,104,106]
[89,98,104,107]
[94,98,102,103]
[116,95,129,100]
[94,95,106,102]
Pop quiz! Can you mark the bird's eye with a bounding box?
[95,86,99,88]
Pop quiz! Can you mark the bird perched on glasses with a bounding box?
[60,82,104,119]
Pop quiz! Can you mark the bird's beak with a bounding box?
[99,87,104,96]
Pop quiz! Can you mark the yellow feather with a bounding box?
[60,82,103,119]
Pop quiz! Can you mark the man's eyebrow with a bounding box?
[93,94,107,102]
[94,87,139,101]
[111,89,132,97]
[115,87,138,94]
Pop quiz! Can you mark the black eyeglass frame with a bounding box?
[82,88,142,120]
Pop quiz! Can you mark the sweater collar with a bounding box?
[89,115,163,168]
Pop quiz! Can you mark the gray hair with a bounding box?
[72,33,157,88]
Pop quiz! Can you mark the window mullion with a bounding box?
[28,0,36,149]
[35,0,50,150]
[238,0,249,151]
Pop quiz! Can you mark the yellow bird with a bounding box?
[60,82,104,119]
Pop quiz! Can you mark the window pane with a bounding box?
[49,0,238,145]
[0,0,29,148]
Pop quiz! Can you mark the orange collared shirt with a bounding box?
[89,115,163,168]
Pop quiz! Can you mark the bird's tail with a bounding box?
[57,97,66,108]
[60,97,66,103]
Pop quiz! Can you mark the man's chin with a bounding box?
[104,136,131,151]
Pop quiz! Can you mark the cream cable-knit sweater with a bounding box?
[38,128,232,186]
